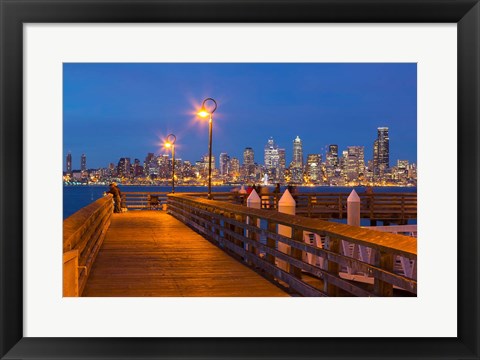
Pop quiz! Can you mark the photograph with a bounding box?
[63,63,417,297]
[2,0,479,358]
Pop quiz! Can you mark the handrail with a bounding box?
[167,194,417,297]
[119,191,416,223]
[121,191,236,209]
[63,195,113,296]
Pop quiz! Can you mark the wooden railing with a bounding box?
[121,192,236,209]
[167,194,417,297]
[120,191,416,223]
[63,195,113,296]
[248,192,417,224]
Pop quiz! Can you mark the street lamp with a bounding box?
[165,133,176,193]
[198,98,217,200]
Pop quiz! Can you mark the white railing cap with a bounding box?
[278,189,296,206]
[247,189,261,204]
[347,189,360,202]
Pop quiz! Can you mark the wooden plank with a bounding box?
[82,211,289,297]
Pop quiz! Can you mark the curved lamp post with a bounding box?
[165,133,177,193]
[198,98,217,200]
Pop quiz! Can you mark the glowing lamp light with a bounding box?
[198,110,209,118]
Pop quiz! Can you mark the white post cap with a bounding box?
[247,189,261,205]
[278,189,296,207]
[347,189,360,203]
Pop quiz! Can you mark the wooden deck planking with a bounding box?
[82,211,289,297]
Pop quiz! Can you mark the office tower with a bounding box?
[144,152,155,175]
[66,152,72,174]
[395,160,409,182]
[81,153,87,171]
[230,157,240,178]
[243,147,254,166]
[264,137,278,168]
[374,127,390,180]
[134,158,143,177]
[182,160,195,179]
[117,157,131,177]
[219,152,230,176]
[242,147,256,180]
[291,136,304,183]
[346,146,365,182]
[326,144,338,179]
[108,163,116,176]
[264,137,280,181]
[278,148,286,182]
[117,158,126,177]
[306,154,322,182]
[292,136,304,168]
[202,154,215,170]
[158,154,170,178]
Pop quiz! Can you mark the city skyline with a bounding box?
[64,127,417,187]
[63,130,403,173]
[63,63,417,170]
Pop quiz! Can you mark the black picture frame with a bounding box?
[1,0,479,359]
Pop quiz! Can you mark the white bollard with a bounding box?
[277,189,296,271]
[347,189,361,226]
[346,189,361,274]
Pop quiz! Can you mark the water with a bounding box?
[63,184,417,220]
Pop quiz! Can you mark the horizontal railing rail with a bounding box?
[167,194,417,297]
[119,191,416,223]
[121,191,237,209]
[63,195,113,296]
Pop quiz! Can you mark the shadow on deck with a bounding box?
[82,211,289,297]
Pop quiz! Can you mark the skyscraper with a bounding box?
[292,136,304,168]
[242,147,256,180]
[80,153,87,171]
[306,154,322,182]
[374,127,390,179]
[230,157,240,179]
[117,157,131,177]
[326,144,338,179]
[264,137,280,182]
[346,146,365,182]
[291,136,304,183]
[66,152,72,174]
[219,152,230,176]
[243,147,254,166]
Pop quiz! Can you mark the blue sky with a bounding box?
[63,63,416,170]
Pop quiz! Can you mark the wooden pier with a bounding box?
[63,192,417,297]
[82,211,288,297]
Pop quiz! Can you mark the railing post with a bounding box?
[347,189,360,227]
[290,228,303,278]
[373,251,394,296]
[266,220,277,271]
[324,236,340,296]
[63,250,79,296]
[278,189,296,272]
[246,190,261,254]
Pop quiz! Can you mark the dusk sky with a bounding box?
[63,63,416,170]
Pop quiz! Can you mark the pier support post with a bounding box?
[278,189,296,272]
[246,190,261,255]
[345,190,361,274]
[347,189,360,227]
